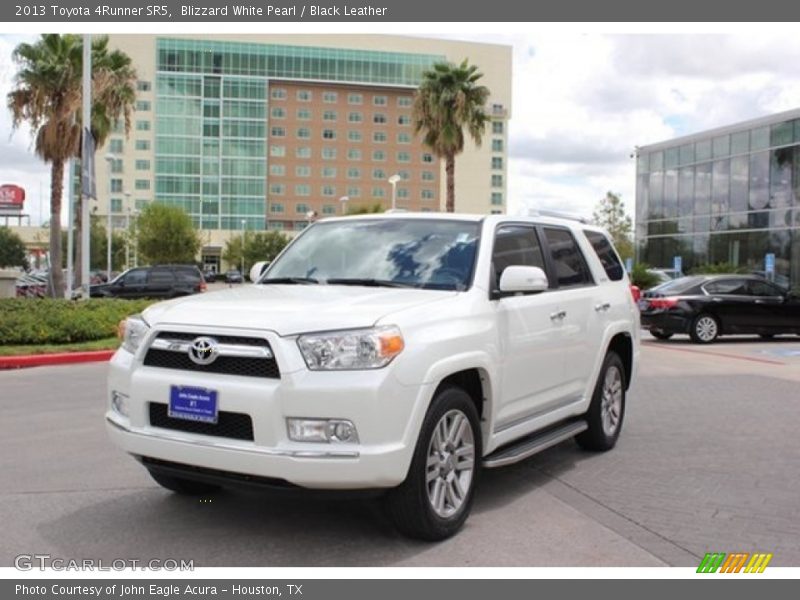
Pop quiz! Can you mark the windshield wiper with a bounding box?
[260,277,319,285]
[326,278,415,288]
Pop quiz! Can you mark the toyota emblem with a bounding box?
[188,336,219,365]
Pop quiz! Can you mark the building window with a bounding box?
[295,185,310,196]
[135,159,150,171]
[372,187,385,198]
[271,87,287,100]
[492,139,503,152]
[398,115,411,126]
[373,131,387,143]
[296,203,310,214]
[347,186,361,198]
[373,113,387,124]
[270,126,286,138]
[112,119,124,134]
[323,91,338,103]
[347,148,362,161]
[422,170,435,181]
[492,121,504,135]
[397,152,411,163]
[297,108,311,120]
[110,198,122,213]
[397,188,409,199]
[397,96,413,107]
[111,179,123,193]
[492,157,503,169]
[348,130,362,142]
[269,221,285,230]
[348,93,363,105]
[322,205,337,215]
[296,127,311,139]
[491,192,503,205]
[135,100,151,111]
[135,179,150,191]
[397,132,411,144]
[270,145,286,157]
[321,185,336,197]
[322,167,337,178]
[270,164,286,176]
[296,147,311,159]
[373,95,388,106]
[421,189,435,200]
[271,107,286,119]
[270,203,284,213]
[269,183,285,195]
[323,110,337,122]
[297,90,312,102]
[491,174,503,188]
[322,129,336,140]
[373,168,386,180]
[136,80,151,92]
[295,165,311,177]
[372,150,386,161]
[398,171,410,181]
[135,139,150,151]
[422,153,434,163]
[135,120,150,131]
[322,147,337,160]
[347,167,361,179]
[295,221,309,231]
[109,139,124,154]
[109,159,124,174]
[348,111,363,123]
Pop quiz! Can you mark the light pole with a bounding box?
[124,191,131,270]
[240,219,246,274]
[131,208,139,267]
[339,195,349,215]
[104,153,117,279]
[388,174,401,210]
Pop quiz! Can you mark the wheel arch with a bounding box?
[606,332,633,390]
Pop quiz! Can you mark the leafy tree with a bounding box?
[629,263,661,290]
[346,202,385,215]
[0,226,28,269]
[593,191,634,261]
[223,231,290,275]
[7,34,136,296]
[413,60,489,213]
[62,216,126,272]
[135,204,201,265]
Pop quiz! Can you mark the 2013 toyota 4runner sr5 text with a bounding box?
[107,213,640,540]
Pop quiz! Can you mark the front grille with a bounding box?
[148,402,254,441]
[143,331,280,379]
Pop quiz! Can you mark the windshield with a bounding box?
[263,218,480,291]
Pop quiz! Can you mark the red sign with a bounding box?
[0,184,25,210]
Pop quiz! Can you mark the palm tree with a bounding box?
[413,60,490,213]
[7,34,136,297]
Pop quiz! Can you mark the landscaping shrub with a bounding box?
[0,298,155,345]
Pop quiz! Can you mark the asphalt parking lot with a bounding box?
[1,333,799,567]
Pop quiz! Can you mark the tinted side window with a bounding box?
[122,269,147,285]
[704,279,747,295]
[584,230,624,281]
[748,280,783,296]
[149,269,175,284]
[175,267,201,282]
[491,225,545,288]
[543,227,593,287]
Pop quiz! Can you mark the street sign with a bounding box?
[625,257,633,273]
[765,253,775,274]
[673,255,682,274]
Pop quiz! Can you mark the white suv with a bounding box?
[108,213,639,540]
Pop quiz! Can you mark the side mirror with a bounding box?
[249,261,271,283]
[499,266,549,294]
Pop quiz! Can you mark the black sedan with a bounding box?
[225,269,244,284]
[639,274,800,344]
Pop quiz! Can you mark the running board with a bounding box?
[482,420,588,469]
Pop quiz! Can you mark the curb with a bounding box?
[0,350,116,370]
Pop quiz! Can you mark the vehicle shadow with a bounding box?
[644,334,800,346]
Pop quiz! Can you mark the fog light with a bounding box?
[111,391,129,417]
[286,418,359,444]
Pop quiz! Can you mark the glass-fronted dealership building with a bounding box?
[635,109,800,289]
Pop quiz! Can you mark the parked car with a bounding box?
[640,274,800,343]
[646,268,682,286]
[108,213,640,540]
[224,269,244,284]
[202,269,217,283]
[90,265,206,299]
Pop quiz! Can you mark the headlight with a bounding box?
[118,314,150,355]
[297,325,404,370]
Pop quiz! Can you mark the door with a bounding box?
[147,267,177,298]
[491,224,568,430]
[702,278,758,333]
[747,279,794,332]
[112,268,148,298]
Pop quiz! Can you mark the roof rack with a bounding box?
[528,209,591,224]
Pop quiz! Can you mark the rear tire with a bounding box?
[690,313,720,344]
[576,352,626,452]
[385,386,481,541]
[148,471,221,495]
[650,329,673,340]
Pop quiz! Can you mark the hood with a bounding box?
[142,284,457,336]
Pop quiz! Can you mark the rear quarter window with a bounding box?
[543,227,593,287]
[583,230,624,281]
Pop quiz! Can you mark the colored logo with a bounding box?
[697,552,772,573]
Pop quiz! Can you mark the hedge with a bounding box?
[0,298,155,345]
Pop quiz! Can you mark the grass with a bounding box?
[0,337,119,356]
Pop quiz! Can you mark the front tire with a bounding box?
[385,386,481,541]
[576,352,626,452]
[148,471,221,495]
[690,313,720,344]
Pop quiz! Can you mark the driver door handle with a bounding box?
[550,310,567,321]
[594,302,611,312]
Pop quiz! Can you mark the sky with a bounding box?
[4,32,800,226]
